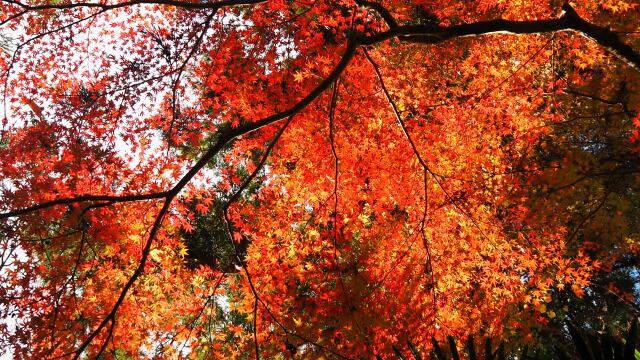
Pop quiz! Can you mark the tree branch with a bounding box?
[358,3,640,70]
[1,0,265,11]
[0,192,169,220]
[67,39,357,357]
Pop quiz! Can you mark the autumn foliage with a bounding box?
[0,0,639,358]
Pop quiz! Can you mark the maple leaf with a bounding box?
[177,244,188,258]
[571,284,585,298]
[293,71,305,83]
[149,249,164,263]
[24,98,44,121]
[1,0,639,358]
[194,203,208,214]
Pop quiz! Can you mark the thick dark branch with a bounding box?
[2,2,637,221]
[167,40,357,196]
[559,4,640,70]
[70,40,357,357]
[1,0,265,11]
[355,0,398,29]
[358,3,640,70]
[0,192,168,220]
[1,11,357,223]
[3,2,638,354]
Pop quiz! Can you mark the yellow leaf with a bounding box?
[192,275,204,287]
[150,249,163,262]
[177,244,188,258]
[287,246,296,260]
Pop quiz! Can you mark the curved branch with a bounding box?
[3,3,637,221]
[3,1,639,356]
[358,3,640,70]
[355,0,398,29]
[1,0,265,12]
[69,40,357,357]
[166,40,357,197]
[0,192,169,220]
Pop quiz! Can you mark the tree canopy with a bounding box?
[0,0,639,358]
